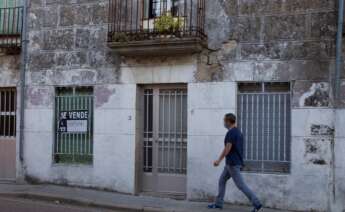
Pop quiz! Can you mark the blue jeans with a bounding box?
[215,165,261,208]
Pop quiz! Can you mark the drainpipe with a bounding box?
[335,0,344,104]
[330,0,344,209]
[19,0,29,162]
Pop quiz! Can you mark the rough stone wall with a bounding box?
[26,0,339,86]
[26,0,341,94]
[21,0,345,211]
[28,0,119,86]
[188,0,344,211]
[199,0,337,84]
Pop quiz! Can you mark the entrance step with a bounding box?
[0,179,15,184]
[140,192,186,200]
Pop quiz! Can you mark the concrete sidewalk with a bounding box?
[0,183,290,212]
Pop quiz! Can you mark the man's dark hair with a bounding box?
[225,113,236,124]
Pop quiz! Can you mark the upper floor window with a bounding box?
[146,0,180,18]
[0,0,22,7]
[237,82,291,173]
[0,0,23,50]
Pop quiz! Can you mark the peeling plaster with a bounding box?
[196,41,238,82]
[95,86,116,108]
[27,87,53,107]
[299,83,330,107]
[0,55,20,85]
[311,124,335,136]
[304,138,331,166]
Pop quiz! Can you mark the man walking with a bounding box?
[208,113,262,212]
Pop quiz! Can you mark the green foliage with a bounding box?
[173,17,184,32]
[113,32,129,42]
[154,12,184,34]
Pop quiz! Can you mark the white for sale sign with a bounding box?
[59,110,89,133]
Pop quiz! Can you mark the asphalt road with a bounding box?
[0,197,120,212]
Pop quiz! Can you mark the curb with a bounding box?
[0,192,176,212]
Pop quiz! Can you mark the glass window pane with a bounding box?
[265,82,290,92]
[238,83,262,93]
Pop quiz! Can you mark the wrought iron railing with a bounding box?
[108,0,206,43]
[0,7,23,49]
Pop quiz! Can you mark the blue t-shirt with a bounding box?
[224,127,244,166]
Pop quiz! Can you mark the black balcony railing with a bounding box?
[0,7,23,50]
[108,0,206,48]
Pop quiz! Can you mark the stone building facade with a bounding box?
[0,0,344,211]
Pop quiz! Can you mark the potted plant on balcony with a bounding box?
[154,12,184,38]
[112,32,129,43]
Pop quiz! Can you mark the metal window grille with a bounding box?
[143,89,153,172]
[237,82,291,173]
[0,0,23,49]
[0,88,16,138]
[143,88,188,174]
[54,87,94,164]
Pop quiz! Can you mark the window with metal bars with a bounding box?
[237,82,291,173]
[0,0,23,50]
[0,0,23,35]
[146,0,180,18]
[0,88,16,138]
[54,87,94,164]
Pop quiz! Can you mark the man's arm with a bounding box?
[214,143,232,167]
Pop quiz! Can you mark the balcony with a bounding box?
[0,7,23,54]
[107,0,207,56]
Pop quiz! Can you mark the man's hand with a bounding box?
[213,160,220,167]
[213,143,231,167]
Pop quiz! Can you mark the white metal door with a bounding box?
[0,88,16,180]
[142,86,187,195]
